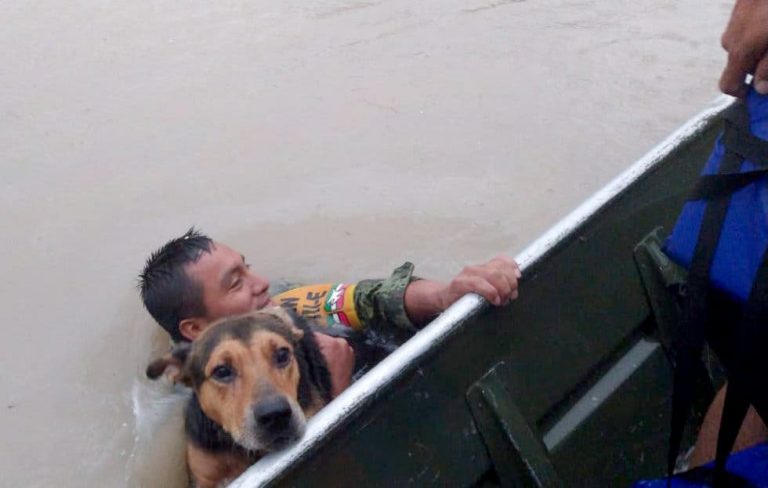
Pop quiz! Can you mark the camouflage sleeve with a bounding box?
[353,262,418,333]
[272,262,419,333]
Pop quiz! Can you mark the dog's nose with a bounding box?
[254,397,292,431]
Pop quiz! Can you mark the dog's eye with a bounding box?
[275,347,292,368]
[211,365,235,383]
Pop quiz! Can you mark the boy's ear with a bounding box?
[146,342,192,385]
[179,318,205,342]
[261,306,305,341]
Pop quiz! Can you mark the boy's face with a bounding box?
[183,242,273,337]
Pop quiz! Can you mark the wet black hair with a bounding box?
[138,227,214,342]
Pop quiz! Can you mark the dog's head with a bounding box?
[147,307,311,452]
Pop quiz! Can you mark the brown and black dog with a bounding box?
[146,308,332,488]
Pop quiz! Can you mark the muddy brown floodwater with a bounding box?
[0,1,733,486]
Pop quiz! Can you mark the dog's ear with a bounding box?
[262,306,305,341]
[146,342,192,385]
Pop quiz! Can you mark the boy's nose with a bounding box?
[249,273,270,295]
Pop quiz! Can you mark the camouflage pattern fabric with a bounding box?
[272,262,418,333]
[353,262,418,333]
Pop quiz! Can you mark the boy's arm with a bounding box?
[273,256,520,398]
[273,256,521,331]
[355,255,521,328]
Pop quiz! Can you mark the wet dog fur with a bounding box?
[146,308,332,488]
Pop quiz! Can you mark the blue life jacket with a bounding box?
[660,88,768,482]
[665,89,768,301]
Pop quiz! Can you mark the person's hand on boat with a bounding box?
[315,332,355,398]
[720,0,768,97]
[442,255,521,307]
[404,255,521,324]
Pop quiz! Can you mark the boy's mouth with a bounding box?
[254,294,273,310]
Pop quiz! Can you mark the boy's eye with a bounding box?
[231,277,242,289]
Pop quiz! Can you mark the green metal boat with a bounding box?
[230,96,734,487]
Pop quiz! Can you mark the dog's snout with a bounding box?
[255,397,292,431]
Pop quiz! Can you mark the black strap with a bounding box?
[710,104,768,480]
[714,379,751,478]
[722,122,768,168]
[722,99,751,129]
[668,152,744,479]
[688,111,768,201]
[713,242,768,477]
[667,104,748,479]
[689,170,768,200]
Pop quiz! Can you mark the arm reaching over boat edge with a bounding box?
[274,255,521,332]
[274,256,521,396]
